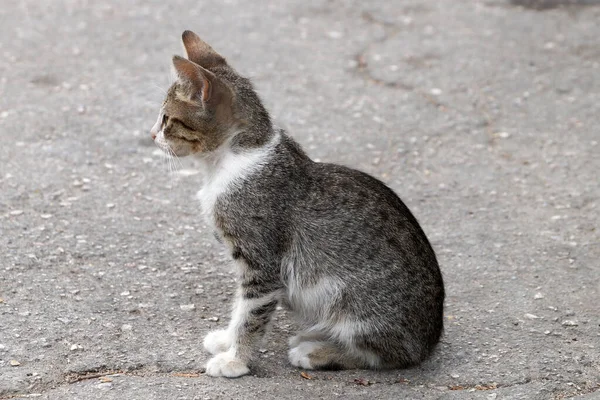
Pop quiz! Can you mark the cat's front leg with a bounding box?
[204,280,280,378]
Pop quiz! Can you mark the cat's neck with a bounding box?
[196,128,280,183]
[195,129,281,218]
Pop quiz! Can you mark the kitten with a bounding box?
[151,30,445,378]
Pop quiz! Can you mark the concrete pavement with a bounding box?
[1,0,599,398]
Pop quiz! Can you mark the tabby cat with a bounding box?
[150,30,445,378]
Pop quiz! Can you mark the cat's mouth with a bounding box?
[153,131,202,158]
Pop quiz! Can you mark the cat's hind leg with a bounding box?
[288,340,366,370]
[288,330,328,349]
[288,319,385,370]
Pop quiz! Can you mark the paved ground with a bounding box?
[1,0,599,399]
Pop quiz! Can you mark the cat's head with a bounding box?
[151,31,265,157]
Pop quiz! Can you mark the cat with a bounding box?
[150,30,445,378]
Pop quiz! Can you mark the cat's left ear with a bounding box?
[181,30,226,69]
[172,55,215,103]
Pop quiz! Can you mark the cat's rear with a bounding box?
[288,161,444,369]
[151,31,444,377]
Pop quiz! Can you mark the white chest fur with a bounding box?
[196,133,280,226]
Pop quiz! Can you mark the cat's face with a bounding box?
[151,31,239,157]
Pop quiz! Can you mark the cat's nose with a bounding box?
[150,124,158,140]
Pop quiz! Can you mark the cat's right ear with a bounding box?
[172,55,214,103]
[181,30,226,69]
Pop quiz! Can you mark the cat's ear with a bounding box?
[172,55,215,103]
[181,30,226,68]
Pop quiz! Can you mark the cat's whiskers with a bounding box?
[166,143,183,170]
[151,83,167,95]
[159,144,170,175]
[163,146,175,175]
[154,138,173,176]
[163,143,182,178]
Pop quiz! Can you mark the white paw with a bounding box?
[203,330,233,355]
[205,350,250,378]
[288,341,320,369]
[288,334,302,349]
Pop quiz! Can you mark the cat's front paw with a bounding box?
[203,329,233,355]
[205,350,250,378]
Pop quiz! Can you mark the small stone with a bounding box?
[40,214,53,219]
[450,373,460,379]
[534,293,544,300]
[10,359,21,366]
[544,330,551,335]
[96,382,113,390]
[524,313,540,320]
[10,210,24,216]
[121,324,133,331]
[70,344,83,351]
[0,344,5,350]
[120,291,130,296]
[106,203,115,209]
[565,310,575,316]
[562,320,578,327]
[180,304,196,311]
[207,316,219,322]
[430,88,442,96]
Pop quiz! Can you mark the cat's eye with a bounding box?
[175,119,195,131]
[161,114,169,127]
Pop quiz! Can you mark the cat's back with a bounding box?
[299,161,435,258]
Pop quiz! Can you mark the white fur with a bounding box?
[288,341,322,369]
[290,318,382,368]
[328,318,365,344]
[286,272,345,323]
[229,290,280,326]
[150,110,163,137]
[204,289,280,363]
[203,329,233,355]
[205,348,250,378]
[329,318,381,367]
[196,132,280,227]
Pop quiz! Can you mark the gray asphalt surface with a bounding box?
[1,0,599,399]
